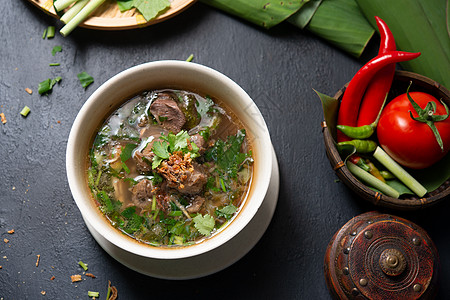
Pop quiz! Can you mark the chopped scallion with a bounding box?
[87,291,99,298]
[49,63,60,66]
[373,147,427,197]
[54,0,78,12]
[46,26,55,39]
[20,106,31,117]
[347,161,400,198]
[219,178,227,192]
[78,260,88,271]
[42,28,47,39]
[60,0,107,37]
[60,0,89,24]
[152,195,156,211]
[186,54,194,62]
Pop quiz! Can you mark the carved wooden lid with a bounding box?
[324,211,439,299]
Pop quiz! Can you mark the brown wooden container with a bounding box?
[324,211,439,299]
[322,71,450,210]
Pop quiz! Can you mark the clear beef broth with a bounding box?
[87,89,253,247]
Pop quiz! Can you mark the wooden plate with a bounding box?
[28,0,196,30]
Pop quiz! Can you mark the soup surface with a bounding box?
[87,89,253,247]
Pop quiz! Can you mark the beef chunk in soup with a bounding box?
[130,179,155,209]
[190,133,206,153]
[150,93,186,133]
[134,140,156,173]
[186,195,205,214]
[157,152,207,194]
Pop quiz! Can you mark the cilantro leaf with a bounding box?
[120,143,138,162]
[77,71,94,89]
[152,141,170,159]
[215,204,237,220]
[51,45,62,56]
[193,214,215,236]
[206,129,251,179]
[152,156,164,170]
[133,0,171,21]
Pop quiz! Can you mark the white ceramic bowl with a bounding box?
[66,61,273,264]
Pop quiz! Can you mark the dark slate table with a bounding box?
[1,1,449,299]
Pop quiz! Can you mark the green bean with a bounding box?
[338,139,377,153]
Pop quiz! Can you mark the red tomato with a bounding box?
[377,91,450,169]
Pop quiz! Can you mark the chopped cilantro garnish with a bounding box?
[77,71,94,89]
[193,214,215,236]
[152,141,170,159]
[51,45,62,56]
[151,130,200,169]
[205,129,251,179]
[196,96,214,117]
[215,204,237,220]
[120,143,137,162]
[38,76,61,95]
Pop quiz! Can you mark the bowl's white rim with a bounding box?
[66,60,272,260]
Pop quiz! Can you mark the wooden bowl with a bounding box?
[322,70,450,210]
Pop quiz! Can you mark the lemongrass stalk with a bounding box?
[60,0,106,37]
[54,0,79,12]
[347,161,400,198]
[60,0,89,24]
[373,147,427,197]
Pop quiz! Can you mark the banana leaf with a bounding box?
[316,89,450,193]
[287,0,322,29]
[356,0,450,89]
[200,0,308,29]
[305,0,375,58]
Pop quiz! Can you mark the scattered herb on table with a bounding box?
[185,54,194,62]
[20,106,31,117]
[77,71,94,88]
[78,260,88,271]
[87,291,99,298]
[42,26,55,39]
[52,45,62,56]
[38,76,62,95]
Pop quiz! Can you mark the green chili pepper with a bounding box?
[337,95,387,139]
[380,170,396,180]
[338,139,377,153]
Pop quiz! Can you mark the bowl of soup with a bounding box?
[66,60,275,277]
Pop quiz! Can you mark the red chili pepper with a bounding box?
[337,50,421,142]
[357,17,396,126]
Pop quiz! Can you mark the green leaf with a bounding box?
[287,0,323,29]
[133,0,171,21]
[356,0,450,88]
[152,141,170,159]
[313,89,339,140]
[152,156,164,170]
[193,214,215,236]
[51,45,62,56]
[77,71,94,89]
[200,0,308,29]
[215,204,237,220]
[120,143,138,162]
[38,77,61,95]
[410,152,450,192]
[117,0,134,11]
[305,0,374,58]
[385,179,414,196]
